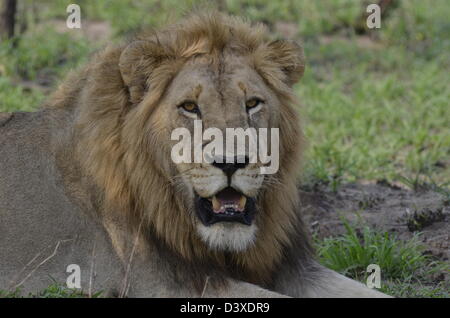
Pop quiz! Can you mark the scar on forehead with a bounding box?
[193,85,203,99]
[238,82,247,95]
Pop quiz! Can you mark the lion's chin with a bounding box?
[196,221,258,252]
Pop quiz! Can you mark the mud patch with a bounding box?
[0,113,13,127]
[299,183,449,278]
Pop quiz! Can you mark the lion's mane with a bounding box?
[48,11,313,289]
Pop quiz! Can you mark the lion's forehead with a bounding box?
[172,55,265,94]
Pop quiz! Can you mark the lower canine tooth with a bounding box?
[212,196,221,212]
[238,196,247,211]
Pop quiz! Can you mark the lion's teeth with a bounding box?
[212,196,221,212]
[212,195,246,213]
[238,196,247,211]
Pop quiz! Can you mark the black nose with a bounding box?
[212,156,249,178]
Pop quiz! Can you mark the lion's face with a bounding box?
[151,55,281,252]
[85,13,307,268]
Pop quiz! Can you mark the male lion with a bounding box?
[0,12,386,297]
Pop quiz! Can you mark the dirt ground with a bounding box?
[300,182,449,280]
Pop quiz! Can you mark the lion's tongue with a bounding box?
[211,188,246,213]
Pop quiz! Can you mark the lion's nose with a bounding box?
[212,156,249,178]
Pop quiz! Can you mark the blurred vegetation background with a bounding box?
[0,0,449,298]
[0,0,449,189]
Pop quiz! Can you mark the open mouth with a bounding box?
[195,187,256,226]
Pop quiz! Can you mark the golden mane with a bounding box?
[49,11,312,288]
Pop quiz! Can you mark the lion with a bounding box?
[0,12,387,297]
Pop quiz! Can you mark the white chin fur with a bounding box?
[196,222,257,252]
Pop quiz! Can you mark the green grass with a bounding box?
[381,281,449,298]
[0,77,44,112]
[0,0,448,298]
[0,283,101,298]
[316,221,449,298]
[299,39,450,185]
[29,0,203,36]
[0,28,91,81]
[318,222,431,281]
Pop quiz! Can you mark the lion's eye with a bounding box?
[179,101,199,114]
[245,98,263,110]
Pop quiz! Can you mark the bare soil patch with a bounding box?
[300,182,449,281]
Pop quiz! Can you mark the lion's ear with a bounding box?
[267,39,305,86]
[119,40,166,104]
